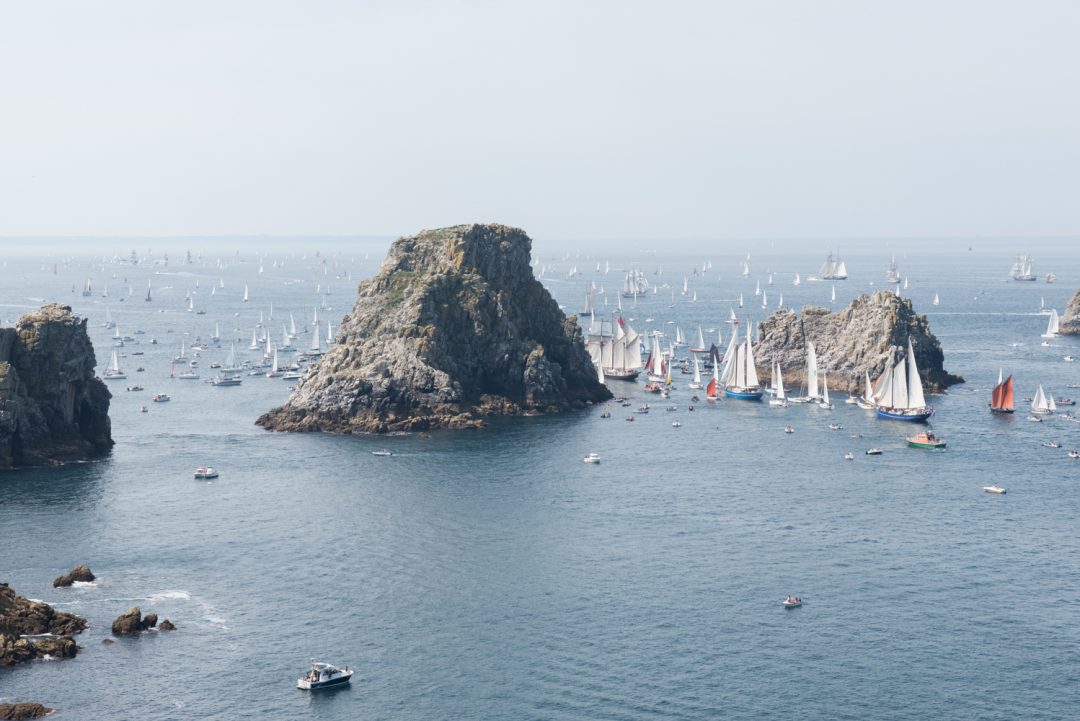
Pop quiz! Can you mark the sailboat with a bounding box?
[326,321,334,345]
[726,308,739,325]
[1031,384,1054,415]
[288,314,297,339]
[103,351,126,380]
[243,285,250,302]
[738,293,743,309]
[689,357,703,390]
[145,280,152,302]
[249,328,259,350]
[932,293,940,306]
[831,284,836,303]
[820,370,833,409]
[769,363,787,407]
[222,344,241,372]
[1011,255,1036,281]
[790,341,819,404]
[857,371,876,410]
[266,349,283,378]
[719,324,763,399]
[990,370,1015,414]
[1041,309,1060,338]
[819,253,848,280]
[690,327,706,354]
[885,257,900,284]
[211,323,221,343]
[82,279,93,296]
[871,339,934,421]
[793,273,800,286]
[308,327,322,356]
[755,280,761,296]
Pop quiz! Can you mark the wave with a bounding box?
[148,589,191,603]
[71,580,98,589]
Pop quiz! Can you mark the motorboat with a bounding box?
[828,423,843,431]
[906,432,946,449]
[783,426,794,434]
[865,448,883,456]
[1056,398,1076,406]
[372,449,393,457]
[297,659,353,690]
[583,453,601,464]
[624,416,635,421]
[1043,441,1061,448]
[843,452,855,461]
[782,596,802,608]
[671,421,682,428]
[1070,450,1080,460]
[1065,356,1075,363]
[194,466,219,479]
[211,375,242,386]
[982,485,1006,494]
[152,393,171,402]
[176,370,200,380]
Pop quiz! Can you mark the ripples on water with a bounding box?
[1,247,1080,719]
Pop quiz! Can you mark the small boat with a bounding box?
[297,659,353,690]
[782,596,802,609]
[372,449,393,457]
[624,415,635,422]
[827,423,843,431]
[1056,398,1076,406]
[982,485,1007,494]
[843,452,854,461]
[671,421,682,428]
[211,375,243,386]
[583,453,601,464]
[906,431,946,449]
[194,466,219,479]
[1028,415,1043,422]
[783,425,794,434]
[140,406,148,413]
[1065,356,1075,363]
[176,370,200,380]
[865,448,883,456]
[1069,450,1080,460]
[152,393,171,403]
[1043,441,1061,448]
[599,411,611,419]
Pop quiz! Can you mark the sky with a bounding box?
[2,1,1079,245]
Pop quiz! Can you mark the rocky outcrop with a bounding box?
[756,291,962,394]
[1060,288,1080,335]
[257,224,611,433]
[0,582,85,667]
[0,304,113,468]
[52,565,94,588]
[158,619,176,631]
[111,607,157,635]
[0,703,53,720]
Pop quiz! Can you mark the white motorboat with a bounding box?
[1069,450,1080,460]
[297,659,353,690]
[982,485,1006,494]
[671,421,682,428]
[583,452,601,463]
[152,393,171,403]
[372,449,392,457]
[843,452,854,461]
[211,375,242,386]
[782,596,802,608]
[194,466,219,479]
[783,426,794,434]
[865,448,883,456]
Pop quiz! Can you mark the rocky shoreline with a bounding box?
[0,582,86,668]
[756,291,962,394]
[258,224,611,433]
[0,304,113,469]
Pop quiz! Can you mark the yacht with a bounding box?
[297,660,353,690]
[982,485,1007,494]
[152,393,171,402]
[210,375,242,386]
[194,466,219,479]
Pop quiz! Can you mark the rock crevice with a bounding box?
[258,224,611,433]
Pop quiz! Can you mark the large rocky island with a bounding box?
[0,304,113,468]
[258,224,611,433]
[1060,287,1080,335]
[756,291,961,394]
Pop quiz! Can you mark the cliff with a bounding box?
[756,291,962,394]
[257,223,611,433]
[1060,288,1080,335]
[0,581,86,667]
[0,304,113,468]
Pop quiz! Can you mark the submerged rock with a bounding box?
[257,224,611,433]
[52,565,95,588]
[756,291,962,394]
[0,702,53,720]
[111,606,157,635]
[158,619,176,631]
[0,582,85,667]
[0,304,113,469]
[1060,288,1080,335]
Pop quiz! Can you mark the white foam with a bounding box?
[71,580,98,589]
[148,590,191,603]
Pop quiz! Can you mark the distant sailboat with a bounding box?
[689,357,703,390]
[932,293,940,306]
[820,370,833,409]
[990,370,1014,414]
[243,285,249,302]
[769,363,787,407]
[1042,309,1060,338]
[885,256,900,284]
[793,273,800,286]
[103,350,126,380]
[831,284,836,303]
[819,253,848,280]
[145,280,152,302]
[1031,384,1054,415]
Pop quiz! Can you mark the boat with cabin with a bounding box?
[907,431,946,449]
[194,466,219,479]
[297,660,353,690]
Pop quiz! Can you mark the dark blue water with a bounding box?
[2,244,1080,719]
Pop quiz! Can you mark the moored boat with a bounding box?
[297,660,353,690]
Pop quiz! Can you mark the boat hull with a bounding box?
[907,440,946,449]
[989,407,1014,414]
[298,673,352,690]
[876,408,933,422]
[722,388,764,400]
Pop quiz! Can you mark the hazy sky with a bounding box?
[2,1,1079,243]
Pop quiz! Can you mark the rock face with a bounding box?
[0,304,113,468]
[756,291,962,394]
[111,607,157,635]
[257,224,611,433]
[53,565,95,588]
[0,582,86,667]
[158,619,176,631]
[0,703,54,720]
[1060,288,1080,335]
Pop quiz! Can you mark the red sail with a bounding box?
[1002,375,1014,410]
[706,378,717,399]
[991,381,1002,409]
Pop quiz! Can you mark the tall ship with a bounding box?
[1011,254,1036,281]
[621,270,650,298]
[586,317,643,381]
[819,253,848,280]
[717,324,763,400]
[869,339,933,421]
[885,256,900,284]
[580,286,597,317]
[990,370,1014,414]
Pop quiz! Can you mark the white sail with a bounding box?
[289,313,297,337]
[1048,393,1058,412]
[692,357,701,385]
[864,371,874,402]
[821,371,830,405]
[243,285,249,302]
[891,355,909,409]
[282,325,292,348]
[806,342,819,400]
[905,339,927,410]
[755,280,761,296]
[270,350,279,374]
[720,332,740,386]
[932,293,939,306]
[225,344,237,369]
[212,322,220,341]
[326,321,334,345]
[597,360,605,384]
[310,328,322,353]
[831,284,836,302]
[696,326,705,349]
[793,273,800,286]
[744,327,759,388]
[775,364,786,400]
[874,363,895,408]
[1032,385,1050,413]
[836,260,848,278]
[249,328,258,350]
[110,351,120,373]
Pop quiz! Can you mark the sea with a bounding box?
[2,239,1080,720]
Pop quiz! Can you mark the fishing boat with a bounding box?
[819,253,848,280]
[1011,254,1036,281]
[1031,385,1055,415]
[583,453,601,464]
[990,370,1015,414]
[194,466,219,479]
[907,431,946,449]
[718,325,763,400]
[769,363,788,407]
[103,351,126,380]
[297,660,353,690]
[983,485,1006,494]
[1041,309,1060,338]
[870,340,934,421]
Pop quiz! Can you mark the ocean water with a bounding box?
[2,242,1080,720]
